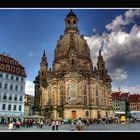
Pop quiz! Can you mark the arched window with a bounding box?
[70,83,77,105]
[96,86,98,96]
[67,20,70,27]
[85,111,89,117]
[96,97,99,106]
[97,111,101,118]
[60,85,64,105]
[48,87,51,105]
[73,20,76,27]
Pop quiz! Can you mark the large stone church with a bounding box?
[33,10,112,120]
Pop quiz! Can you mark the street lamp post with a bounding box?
[125,98,128,117]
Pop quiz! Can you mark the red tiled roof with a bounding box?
[0,54,26,77]
[128,94,140,102]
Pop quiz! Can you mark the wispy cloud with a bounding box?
[28,53,34,56]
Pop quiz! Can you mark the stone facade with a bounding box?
[24,94,34,116]
[34,10,112,120]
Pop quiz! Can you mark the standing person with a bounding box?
[8,122,14,132]
[70,120,75,131]
[55,120,59,130]
[76,117,82,131]
[51,120,55,130]
[40,120,44,128]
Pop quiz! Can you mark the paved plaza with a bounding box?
[1,123,140,132]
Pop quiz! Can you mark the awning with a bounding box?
[24,115,44,118]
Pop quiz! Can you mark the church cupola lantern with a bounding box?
[64,10,79,34]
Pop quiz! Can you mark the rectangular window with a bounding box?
[6,65,10,71]
[15,85,18,91]
[11,75,14,80]
[9,95,12,100]
[0,73,3,78]
[21,78,24,82]
[19,96,22,101]
[4,83,8,89]
[2,104,6,110]
[13,105,16,111]
[0,64,5,70]
[3,94,7,100]
[16,68,20,74]
[20,86,23,92]
[19,105,22,111]
[8,104,11,111]
[14,95,17,101]
[6,74,8,79]
[10,84,13,90]
[0,83,2,88]
[96,97,99,106]
[16,77,19,81]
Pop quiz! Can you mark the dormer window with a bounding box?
[11,66,15,72]
[10,60,14,65]
[0,56,4,62]
[6,65,10,71]
[5,58,9,63]
[16,68,20,74]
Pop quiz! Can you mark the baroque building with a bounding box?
[0,53,26,122]
[34,10,112,120]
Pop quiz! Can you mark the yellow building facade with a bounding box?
[34,10,112,120]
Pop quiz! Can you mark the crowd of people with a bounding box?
[4,116,138,131]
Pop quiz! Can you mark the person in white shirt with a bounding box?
[8,122,14,131]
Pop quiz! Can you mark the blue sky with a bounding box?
[0,9,140,95]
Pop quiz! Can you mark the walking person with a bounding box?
[51,120,55,130]
[55,120,59,130]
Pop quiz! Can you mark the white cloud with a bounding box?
[105,15,125,32]
[85,9,140,83]
[109,68,128,81]
[105,9,140,32]
[112,85,140,94]
[25,81,35,96]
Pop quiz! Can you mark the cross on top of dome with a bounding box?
[66,9,77,17]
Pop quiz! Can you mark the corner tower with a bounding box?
[39,50,48,79]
